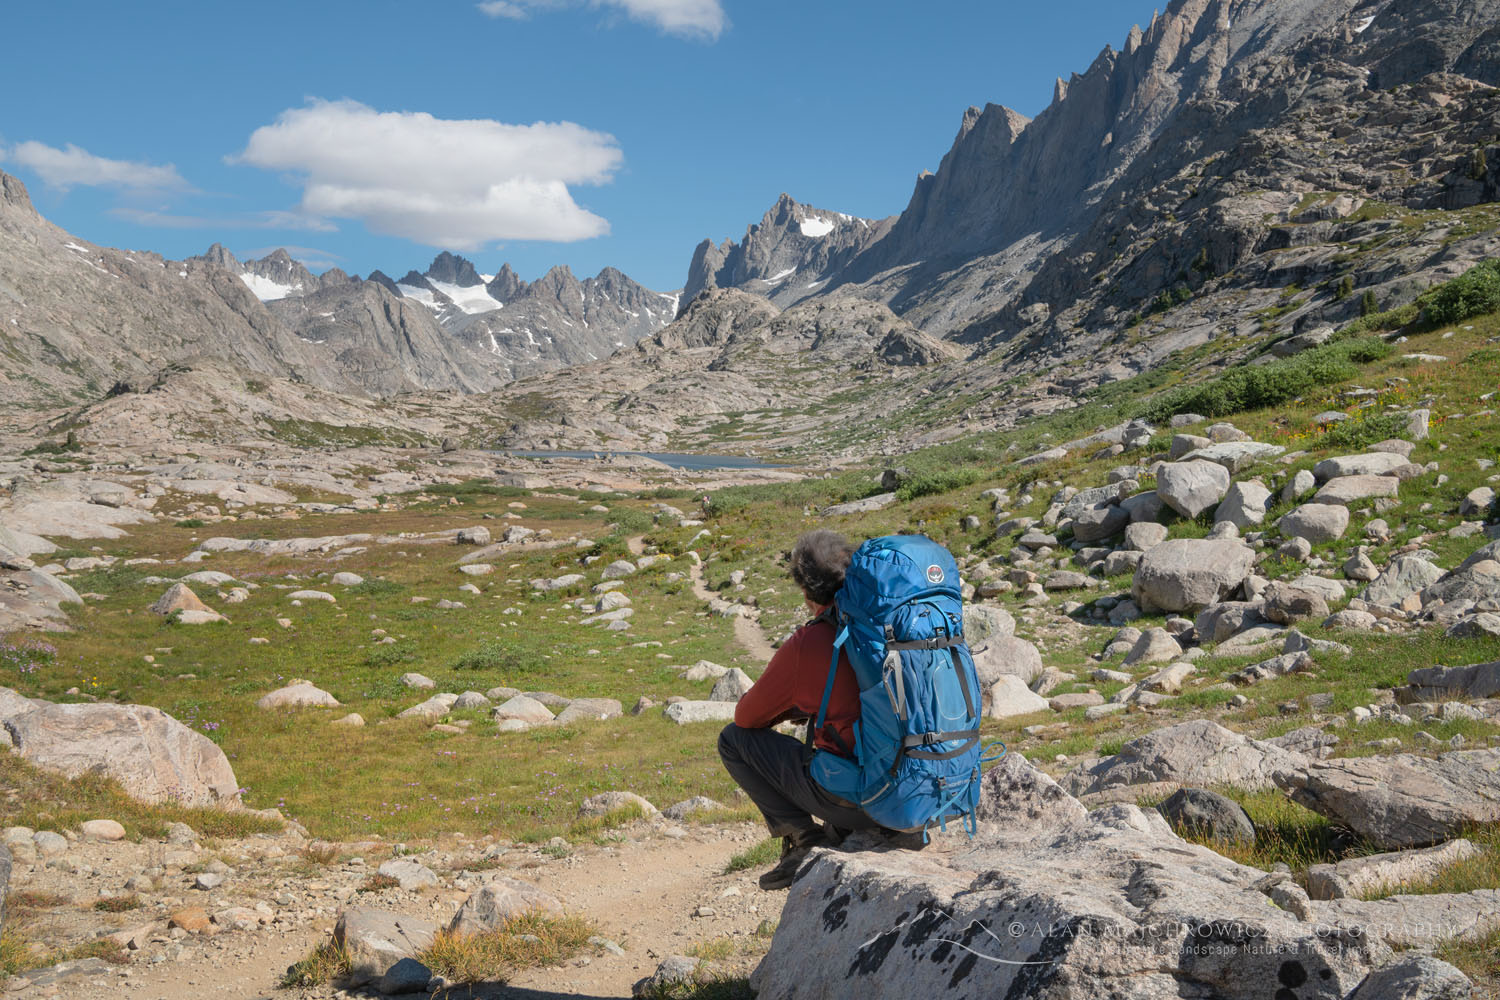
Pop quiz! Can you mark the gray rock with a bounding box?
[256,682,341,710]
[1155,460,1230,518]
[1362,555,1444,608]
[1307,840,1481,901]
[1157,787,1255,845]
[1460,486,1495,518]
[962,605,1015,643]
[334,908,441,988]
[662,796,722,821]
[1228,651,1314,685]
[1179,441,1285,474]
[1121,628,1182,667]
[377,859,439,891]
[1274,749,1500,849]
[1402,660,1500,703]
[1195,601,1267,643]
[5,700,239,808]
[1279,503,1350,544]
[1214,480,1272,529]
[971,635,1043,686]
[1122,521,1168,552]
[399,673,434,690]
[1313,452,1411,481]
[1071,504,1129,543]
[986,675,1049,719]
[709,668,755,702]
[1283,468,1317,503]
[491,695,554,724]
[664,701,739,725]
[1132,538,1255,613]
[379,956,433,995]
[1062,719,1307,802]
[1168,433,1210,460]
[633,956,700,998]
[972,751,1087,845]
[450,878,563,936]
[1261,582,1330,624]
[1343,956,1473,1000]
[1449,612,1500,638]
[751,802,1384,1000]
[601,560,637,579]
[578,791,658,818]
[552,698,622,725]
[1315,475,1400,505]
[455,526,491,545]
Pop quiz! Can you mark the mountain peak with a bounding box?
[1,171,37,218]
[426,251,483,287]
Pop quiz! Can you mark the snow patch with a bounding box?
[804,280,826,289]
[430,279,501,315]
[63,242,91,254]
[1354,15,1374,32]
[765,268,796,283]
[240,272,302,302]
[486,332,502,355]
[396,283,443,310]
[799,217,834,238]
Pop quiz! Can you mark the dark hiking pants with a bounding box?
[717,723,884,844]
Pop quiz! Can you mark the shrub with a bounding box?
[174,518,206,529]
[1317,411,1408,451]
[363,642,419,668]
[1423,259,1500,326]
[454,640,535,674]
[1143,336,1392,422]
[895,467,986,501]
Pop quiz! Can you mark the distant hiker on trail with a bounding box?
[717,530,892,890]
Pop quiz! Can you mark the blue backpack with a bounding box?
[807,534,999,835]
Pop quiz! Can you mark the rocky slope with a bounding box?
[479,0,1500,457]
[0,176,335,411]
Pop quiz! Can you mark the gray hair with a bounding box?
[788,530,856,606]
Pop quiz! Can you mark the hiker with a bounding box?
[716,529,888,890]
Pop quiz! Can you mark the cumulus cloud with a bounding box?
[233,100,621,248]
[4,141,188,193]
[478,0,726,40]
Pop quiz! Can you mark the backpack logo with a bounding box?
[926,564,945,585]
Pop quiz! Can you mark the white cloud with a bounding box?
[232,100,621,248]
[478,0,725,40]
[109,207,337,232]
[5,141,187,193]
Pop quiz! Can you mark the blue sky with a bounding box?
[0,0,1162,291]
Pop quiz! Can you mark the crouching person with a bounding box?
[717,529,886,890]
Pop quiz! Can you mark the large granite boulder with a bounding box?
[1312,452,1410,481]
[5,702,240,807]
[1279,503,1350,544]
[1214,480,1272,529]
[1132,538,1256,613]
[1343,956,1473,1000]
[1274,749,1500,849]
[751,798,1387,1000]
[1063,720,1307,802]
[1155,460,1231,518]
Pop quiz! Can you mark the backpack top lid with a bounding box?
[836,534,961,621]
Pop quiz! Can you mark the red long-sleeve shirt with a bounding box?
[734,608,861,757]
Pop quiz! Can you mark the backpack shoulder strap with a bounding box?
[805,605,847,749]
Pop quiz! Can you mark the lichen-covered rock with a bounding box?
[1063,719,1307,801]
[751,800,1385,1000]
[1132,538,1255,613]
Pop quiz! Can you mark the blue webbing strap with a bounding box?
[813,625,848,736]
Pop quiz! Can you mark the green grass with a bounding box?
[724,837,780,873]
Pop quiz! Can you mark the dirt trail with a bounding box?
[686,558,778,664]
